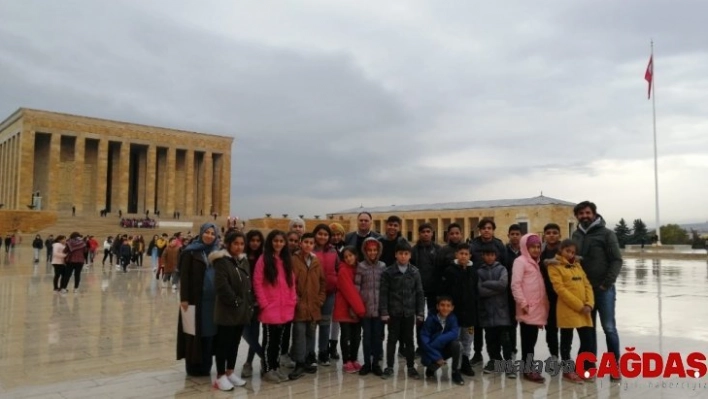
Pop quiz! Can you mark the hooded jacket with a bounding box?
[253,254,298,324]
[420,312,460,367]
[546,255,594,329]
[477,260,511,327]
[209,249,254,326]
[411,240,441,294]
[345,229,382,260]
[510,234,549,326]
[65,238,87,264]
[354,237,386,317]
[313,245,339,295]
[440,260,478,326]
[333,260,366,322]
[292,251,326,322]
[571,215,623,289]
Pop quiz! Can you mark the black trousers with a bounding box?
[46,249,52,262]
[262,324,285,372]
[484,326,512,361]
[102,249,113,264]
[340,322,362,362]
[52,265,64,290]
[560,327,594,365]
[427,340,462,371]
[215,324,244,375]
[185,336,214,376]
[509,322,518,353]
[281,322,292,356]
[60,263,83,289]
[474,325,484,355]
[546,300,559,357]
[386,316,415,368]
[519,322,540,363]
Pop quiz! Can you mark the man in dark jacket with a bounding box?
[45,235,54,262]
[571,201,623,380]
[411,222,441,313]
[378,215,407,267]
[539,223,562,361]
[504,225,521,355]
[344,211,381,261]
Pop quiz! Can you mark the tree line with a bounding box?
[613,218,706,249]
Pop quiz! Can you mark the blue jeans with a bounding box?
[318,293,335,354]
[361,317,384,365]
[591,285,620,362]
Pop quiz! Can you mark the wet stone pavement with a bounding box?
[0,246,707,398]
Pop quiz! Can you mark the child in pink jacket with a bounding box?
[511,234,549,383]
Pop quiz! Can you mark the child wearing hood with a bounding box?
[354,237,386,376]
[333,246,366,374]
[510,234,549,383]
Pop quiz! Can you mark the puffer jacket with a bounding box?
[292,252,326,322]
[355,238,386,318]
[253,254,297,324]
[65,238,87,264]
[411,240,441,295]
[420,312,460,367]
[379,263,425,318]
[313,245,338,295]
[210,250,254,326]
[440,260,478,326]
[547,255,594,329]
[333,261,366,322]
[511,234,549,326]
[477,261,511,327]
[571,216,623,289]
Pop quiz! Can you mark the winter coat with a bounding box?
[156,237,168,256]
[313,245,339,295]
[420,312,460,367]
[477,261,511,327]
[65,238,87,264]
[45,238,54,252]
[210,250,254,326]
[253,254,297,325]
[378,234,407,267]
[435,241,466,279]
[333,261,366,322]
[292,252,326,323]
[354,238,386,318]
[88,238,99,252]
[571,216,623,289]
[176,249,214,365]
[161,245,181,273]
[119,243,132,259]
[510,234,549,326]
[540,245,560,306]
[503,244,521,320]
[440,260,478,326]
[32,238,43,249]
[547,255,594,328]
[52,242,67,265]
[379,263,425,318]
[470,236,507,268]
[411,241,441,294]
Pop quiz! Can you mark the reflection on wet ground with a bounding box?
[0,247,707,398]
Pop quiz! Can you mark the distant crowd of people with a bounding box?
[120,218,157,228]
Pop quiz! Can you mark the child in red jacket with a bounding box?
[333,246,366,373]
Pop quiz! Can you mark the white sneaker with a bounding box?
[227,373,247,387]
[214,375,234,391]
[280,354,296,368]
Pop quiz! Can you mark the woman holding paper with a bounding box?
[176,223,220,377]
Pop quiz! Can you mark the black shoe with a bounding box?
[483,360,497,374]
[425,365,439,379]
[318,351,331,366]
[452,371,465,385]
[329,340,340,360]
[372,363,384,376]
[288,364,306,380]
[306,352,317,367]
[408,367,421,380]
[471,352,483,366]
[359,364,371,376]
[381,367,394,379]
[414,348,422,358]
[304,363,318,374]
[461,356,475,376]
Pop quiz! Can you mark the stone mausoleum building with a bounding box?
[0,108,233,217]
[330,195,577,243]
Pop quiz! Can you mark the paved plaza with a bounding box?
[0,246,707,398]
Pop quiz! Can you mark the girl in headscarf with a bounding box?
[177,222,220,376]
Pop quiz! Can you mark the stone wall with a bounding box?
[0,210,58,234]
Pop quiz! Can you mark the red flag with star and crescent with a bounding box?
[645,55,653,99]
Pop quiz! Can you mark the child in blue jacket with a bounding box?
[420,296,464,385]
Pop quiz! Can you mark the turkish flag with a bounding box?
[645,55,653,99]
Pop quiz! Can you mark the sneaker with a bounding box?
[318,352,330,366]
[288,364,306,380]
[359,364,371,376]
[303,363,317,374]
[329,340,340,360]
[352,361,362,371]
[425,365,438,379]
[306,352,318,367]
[381,367,394,379]
[276,369,289,382]
[506,371,517,379]
[214,375,234,391]
[461,356,475,376]
[451,371,465,385]
[280,354,296,368]
[60,289,68,294]
[372,363,384,376]
[471,353,484,367]
[227,373,247,387]
[263,370,281,384]
[73,289,78,293]
[408,367,421,380]
[483,360,496,374]
[241,363,253,378]
[523,372,545,384]
[563,372,584,384]
[343,361,357,374]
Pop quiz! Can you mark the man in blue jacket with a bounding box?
[420,296,464,385]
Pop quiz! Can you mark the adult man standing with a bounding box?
[344,212,381,260]
[571,201,623,381]
[378,215,407,267]
[411,222,441,314]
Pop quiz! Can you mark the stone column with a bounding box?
[400,217,407,241]
[145,144,156,213]
[73,135,85,213]
[220,152,231,217]
[117,141,129,214]
[0,141,5,206]
[45,133,61,211]
[412,219,419,243]
[18,132,32,210]
[95,139,108,213]
[203,151,213,216]
[464,217,470,243]
[184,149,194,216]
[437,218,444,244]
[165,147,176,216]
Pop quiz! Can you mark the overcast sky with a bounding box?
[1,0,706,227]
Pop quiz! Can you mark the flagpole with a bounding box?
[651,39,661,244]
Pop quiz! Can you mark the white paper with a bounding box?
[181,305,196,335]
